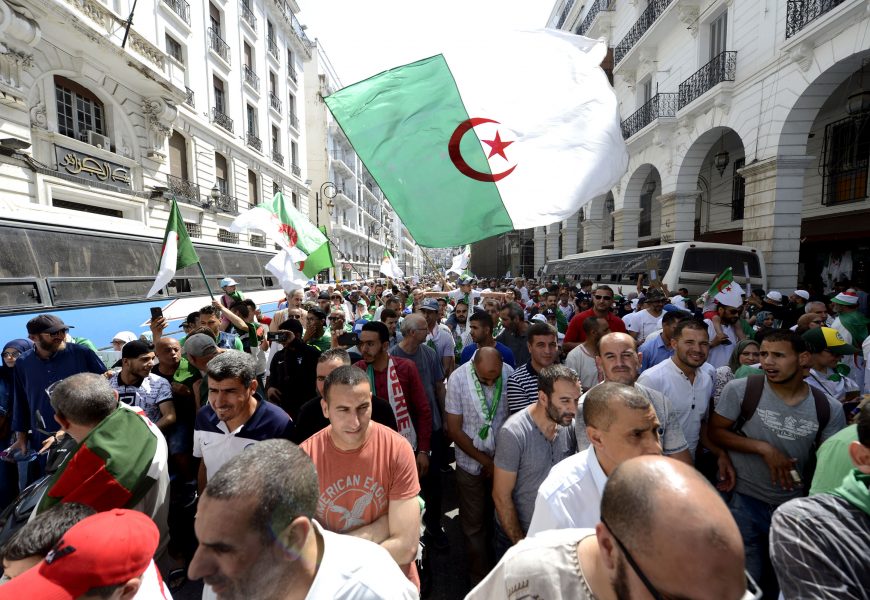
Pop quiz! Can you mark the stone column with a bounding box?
[612,208,642,250]
[561,217,579,257]
[546,223,561,262]
[582,218,603,251]
[740,156,811,292]
[658,192,696,243]
[533,226,546,276]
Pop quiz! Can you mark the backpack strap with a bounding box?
[808,385,831,449]
[733,375,765,435]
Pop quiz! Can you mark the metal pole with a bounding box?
[315,192,320,228]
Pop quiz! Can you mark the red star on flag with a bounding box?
[482,131,514,160]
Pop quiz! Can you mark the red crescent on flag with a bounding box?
[716,280,730,293]
[279,224,299,246]
[448,118,517,182]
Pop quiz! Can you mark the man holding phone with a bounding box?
[266,319,320,419]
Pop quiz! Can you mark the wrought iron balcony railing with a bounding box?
[786,0,848,38]
[614,0,673,65]
[184,221,201,238]
[576,0,613,36]
[218,228,239,243]
[184,87,195,108]
[208,28,230,63]
[555,0,574,29]
[243,65,259,90]
[162,0,190,25]
[289,112,299,129]
[213,195,239,215]
[250,234,266,248]
[246,131,262,151]
[288,65,297,82]
[272,150,284,166]
[240,1,256,30]
[678,51,737,109]
[621,93,678,139]
[268,36,278,57]
[269,92,282,112]
[291,163,301,177]
[166,174,201,203]
[211,107,234,133]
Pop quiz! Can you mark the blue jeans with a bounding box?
[728,491,779,599]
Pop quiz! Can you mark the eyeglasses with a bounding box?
[41,329,69,338]
[328,316,344,322]
[288,314,302,320]
[593,295,613,301]
[1,351,20,359]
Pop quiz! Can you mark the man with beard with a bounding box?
[493,365,578,556]
[468,456,752,600]
[11,314,105,467]
[637,320,716,458]
[496,302,530,366]
[189,439,416,600]
[109,340,176,433]
[705,301,743,369]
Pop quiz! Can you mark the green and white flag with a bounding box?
[707,268,744,308]
[325,29,627,247]
[447,245,471,277]
[380,249,404,279]
[147,199,199,297]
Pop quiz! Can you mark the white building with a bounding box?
[304,41,422,280]
[540,0,870,293]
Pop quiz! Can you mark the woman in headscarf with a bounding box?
[712,339,763,408]
[1,338,33,506]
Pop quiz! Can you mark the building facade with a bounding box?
[537,0,870,293]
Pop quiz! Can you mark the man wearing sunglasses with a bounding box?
[11,314,106,475]
[469,455,756,600]
[563,285,627,353]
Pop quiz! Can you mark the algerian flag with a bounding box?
[324,29,627,248]
[707,268,744,308]
[447,245,471,276]
[147,199,200,297]
[266,249,309,292]
[380,250,404,279]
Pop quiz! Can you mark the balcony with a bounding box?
[243,66,259,90]
[786,0,849,38]
[240,2,257,30]
[269,92,282,113]
[246,131,262,151]
[162,0,190,25]
[576,0,614,36]
[288,65,297,83]
[208,28,230,64]
[250,234,266,247]
[211,107,234,133]
[218,228,240,244]
[614,0,673,65]
[184,221,201,239]
[678,51,737,110]
[184,87,195,108]
[213,194,239,214]
[621,93,678,139]
[291,163,301,177]
[272,150,284,166]
[268,36,278,58]
[289,112,299,129]
[166,174,200,204]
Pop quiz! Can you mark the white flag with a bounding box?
[266,250,308,292]
[380,250,404,279]
[447,245,471,276]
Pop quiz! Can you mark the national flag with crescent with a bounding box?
[147,198,200,297]
[706,268,744,309]
[324,29,627,247]
[380,249,404,279]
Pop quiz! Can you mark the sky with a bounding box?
[297,0,555,86]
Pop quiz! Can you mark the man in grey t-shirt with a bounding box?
[708,331,845,598]
[493,365,578,558]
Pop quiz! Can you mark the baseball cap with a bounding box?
[831,291,859,306]
[542,308,558,319]
[2,509,159,599]
[765,291,782,303]
[802,327,857,355]
[530,313,548,323]
[457,277,472,286]
[112,331,137,344]
[381,289,393,298]
[219,277,238,288]
[27,314,74,335]
[317,291,331,300]
[121,340,152,359]
[183,333,218,358]
[793,290,810,301]
[419,298,440,312]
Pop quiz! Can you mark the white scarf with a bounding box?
[369,359,417,449]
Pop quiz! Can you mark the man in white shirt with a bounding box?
[705,302,742,369]
[189,439,416,600]
[637,320,716,457]
[564,316,609,391]
[527,382,661,535]
[625,289,666,344]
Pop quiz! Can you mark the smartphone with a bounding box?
[267,331,289,343]
[150,306,163,320]
[337,332,358,347]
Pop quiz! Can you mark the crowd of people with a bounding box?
[0,273,868,599]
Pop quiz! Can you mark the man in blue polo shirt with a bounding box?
[193,351,293,494]
[11,314,106,465]
[638,310,687,373]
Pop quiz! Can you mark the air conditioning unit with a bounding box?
[87,131,110,150]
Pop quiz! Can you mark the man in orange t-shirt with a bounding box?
[301,365,422,590]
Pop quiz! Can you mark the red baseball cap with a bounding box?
[2,509,159,599]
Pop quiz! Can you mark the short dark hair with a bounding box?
[857,402,870,447]
[379,308,398,321]
[198,305,218,317]
[50,373,118,426]
[243,299,258,311]
[538,364,579,398]
[469,310,493,330]
[527,322,557,345]
[583,316,604,336]
[501,302,524,321]
[593,284,614,296]
[230,301,250,319]
[204,439,319,545]
[206,351,255,388]
[580,279,593,287]
[185,311,200,326]
[318,348,351,365]
[1,503,96,562]
[455,299,469,308]
[361,321,389,343]
[583,382,651,431]
[760,330,807,354]
[673,319,708,339]
[662,311,687,326]
[279,318,304,336]
[323,364,369,402]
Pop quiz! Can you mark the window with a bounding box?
[269,71,277,95]
[209,2,221,31]
[243,42,253,68]
[638,184,653,238]
[291,141,298,165]
[288,93,296,117]
[246,105,257,135]
[213,76,226,113]
[709,12,727,59]
[54,76,105,143]
[273,181,280,196]
[731,158,746,220]
[53,199,122,218]
[165,34,183,63]
[215,152,228,195]
[168,131,189,179]
[248,170,259,206]
[822,114,870,205]
[291,191,298,208]
[271,125,280,152]
[642,78,652,105]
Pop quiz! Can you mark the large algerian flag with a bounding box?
[147,199,200,297]
[324,29,627,248]
[380,249,404,279]
[706,268,744,308]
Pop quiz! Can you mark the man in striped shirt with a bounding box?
[505,322,559,414]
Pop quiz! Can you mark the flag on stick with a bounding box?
[447,245,471,277]
[706,268,744,308]
[147,199,199,298]
[380,249,404,279]
[324,29,627,247]
[266,250,308,293]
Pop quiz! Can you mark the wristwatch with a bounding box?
[416,450,431,457]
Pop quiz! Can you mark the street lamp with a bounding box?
[315,181,336,228]
[367,221,380,279]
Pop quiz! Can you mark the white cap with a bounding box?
[220,277,238,288]
[112,331,137,344]
[793,290,810,301]
[530,313,548,323]
[765,291,783,303]
[538,287,549,295]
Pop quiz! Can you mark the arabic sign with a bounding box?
[54,145,131,188]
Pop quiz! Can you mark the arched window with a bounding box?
[54,75,106,143]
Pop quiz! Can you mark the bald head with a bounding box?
[599,456,746,598]
[473,346,504,386]
[596,332,641,385]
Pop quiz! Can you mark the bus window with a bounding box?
[0,229,39,279]
[0,280,43,310]
[683,248,761,277]
[30,230,160,278]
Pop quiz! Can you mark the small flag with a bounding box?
[147,199,199,297]
[324,29,627,247]
[447,245,471,277]
[266,249,308,292]
[706,268,744,308]
[380,249,404,279]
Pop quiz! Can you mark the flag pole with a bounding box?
[197,262,216,300]
[321,232,369,281]
[419,247,448,286]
